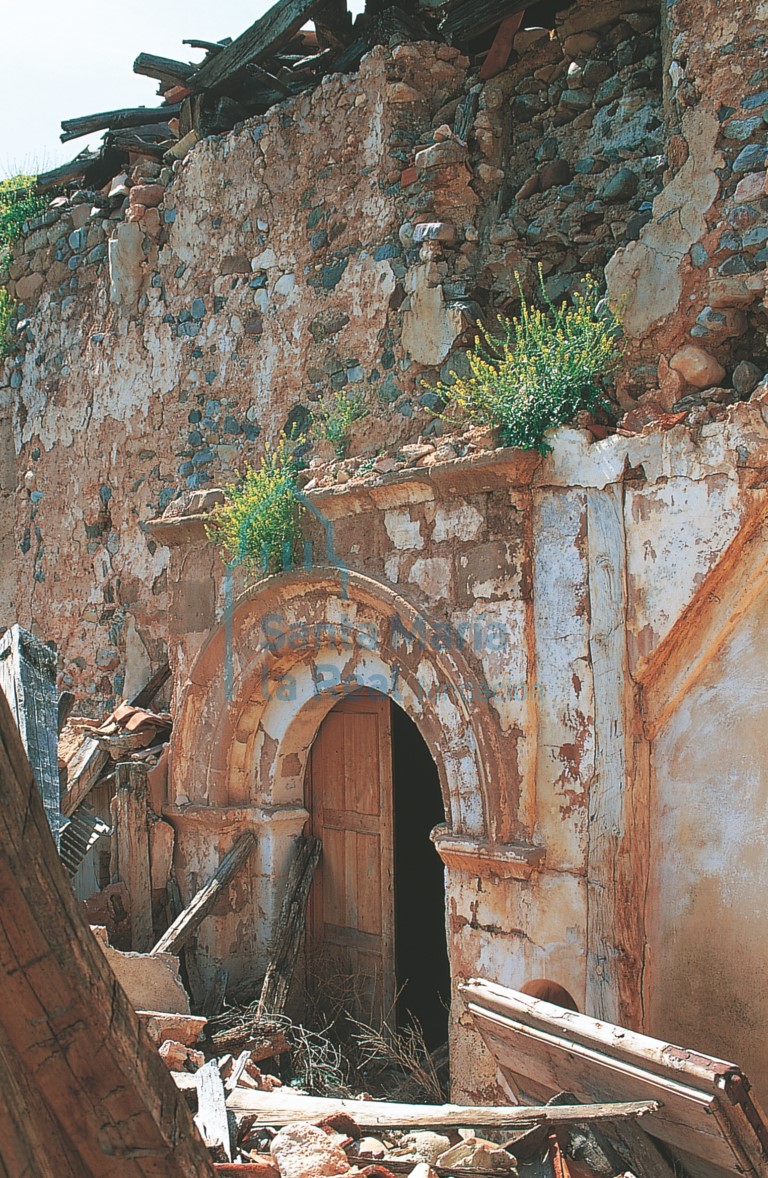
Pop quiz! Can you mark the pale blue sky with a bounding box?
[0,1,280,179]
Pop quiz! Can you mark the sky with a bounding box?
[0,1,279,179]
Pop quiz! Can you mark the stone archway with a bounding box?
[171,567,516,839]
[165,567,517,1003]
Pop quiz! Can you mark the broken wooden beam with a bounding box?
[0,625,61,846]
[0,685,214,1177]
[195,1059,232,1161]
[479,11,525,80]
[113,761,153,951]
[256,834,321,1022]
[36,154,92,192]
[133,52,196,85]
[225,1088,660,1127]
[61,664,171,818]
[152,830,257,956]
[60,104,182,143]
[440,0,527,41]
[188,0,326,94]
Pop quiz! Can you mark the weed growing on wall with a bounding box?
[0,287,15,357]
[434,269,623,455]
[0,176,46,355]
[313,388,369,458]
[0,176,46,272]
[206,437,306,573]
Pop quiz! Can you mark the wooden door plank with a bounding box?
[256,834,321,1021]
[306,693,395,1021]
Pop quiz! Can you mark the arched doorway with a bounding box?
[305,690,450,1048]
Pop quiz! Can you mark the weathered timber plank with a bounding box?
[585,485,630,1023]
[36,155,92,191]
[189,0,326,93]
[0,687,214,1177]
[608,1118,679,1178]
[226,1088,659,1126]
[152,830,257,955]
[114,761,153,951]
[479,11,524,79]
[195,1058,232,1160]
[133,53,196,84]
[61,104,182,143]
[61,737,109,817]
[0,625,60,846]
[440,0,528,40]
[256,834,321,1021]
[132,661,171,708]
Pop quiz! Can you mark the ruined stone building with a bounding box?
[1,0,768,1108]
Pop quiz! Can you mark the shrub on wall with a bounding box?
[434,269,623,455]
[206,437,306,573]
[0,176,46,355]
[313,388,369,459]
[0,176,46,271]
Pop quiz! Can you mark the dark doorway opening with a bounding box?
[392,702,450,1050]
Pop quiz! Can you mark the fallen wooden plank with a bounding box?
[189,0,326,94]
[226,1087,659,1127]
[152,831,257,956]
[0,685,214,1177]
[61,104,182,143]
[256,834,321,1022]
[113,761,153,951]
[195,1059,232,1161]
[0,625,60,846]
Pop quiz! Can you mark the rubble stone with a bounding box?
[669,345,727,389]
[733,361,763,398]
[270,1123,351,1178]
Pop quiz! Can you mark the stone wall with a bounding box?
[2,0,767,706]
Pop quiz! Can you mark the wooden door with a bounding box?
[306,692,394,1022]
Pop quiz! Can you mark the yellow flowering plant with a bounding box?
[433,268,623,455]
[206,436,305,573]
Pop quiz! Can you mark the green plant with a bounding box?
[0,176,46,272]
[0,286,14,357]
[206,436,305,573]
[314,388,369,459]
[433,268,623,455]
[0,175,46,356]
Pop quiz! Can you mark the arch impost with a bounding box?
[432,827,544,880]
[162,803,309,834]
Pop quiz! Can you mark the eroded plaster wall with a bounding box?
[649,583,768,1090]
